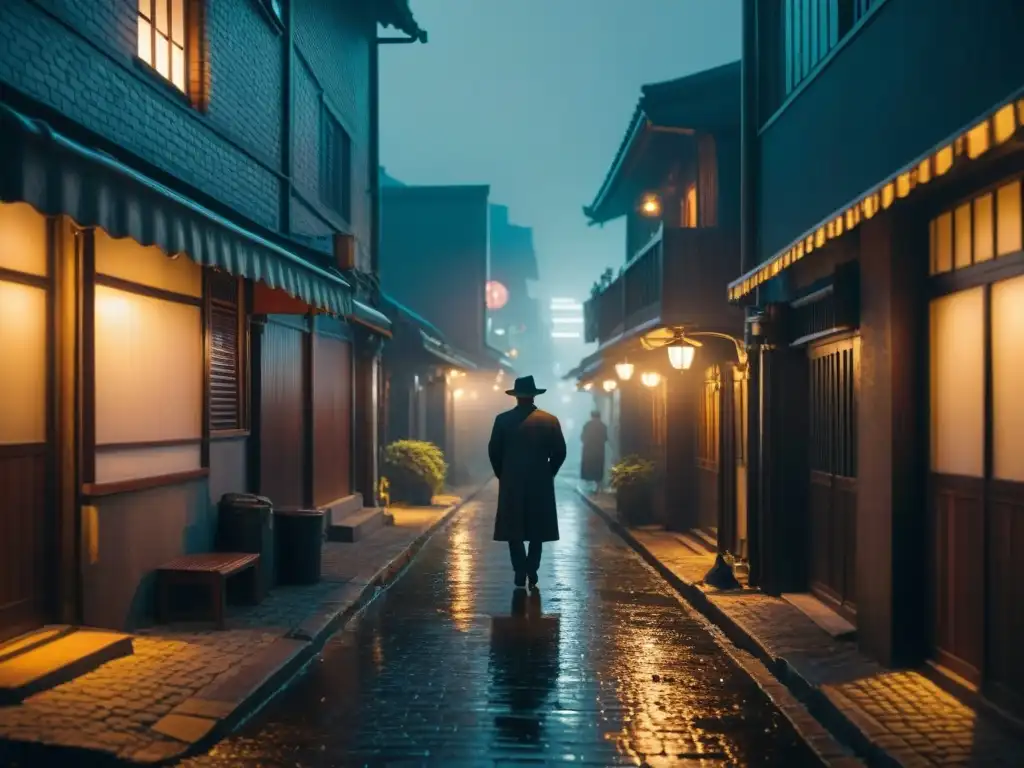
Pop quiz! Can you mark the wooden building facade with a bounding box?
[731,0,1024,712]
[571,63,746,552]
[0,0,424,639]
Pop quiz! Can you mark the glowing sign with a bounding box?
[485,280,509,310]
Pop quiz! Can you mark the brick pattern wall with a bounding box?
[0,0,376,257]
[293,0,373,271]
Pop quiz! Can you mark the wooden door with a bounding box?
[312,333,352,506]
[258,318,307,508]
[0,209,54,642]
[807,338,858,617]
[696,366,721,535]
[930,278,1024,706]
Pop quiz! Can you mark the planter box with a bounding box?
[616,484,654,526]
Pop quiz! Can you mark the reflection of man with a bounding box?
[488,376,567,590]
[489,590,560,746]
[580,410,608,492]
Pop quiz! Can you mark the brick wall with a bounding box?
[292,0,374,270]
[0,0,286,230]
[0,0,376,259]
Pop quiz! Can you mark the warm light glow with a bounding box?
[138,0,187,94]
[640,194,661,217]
[485,280,509,310]
[508,348,518,358]
[667,345,696,370]
[583,382,593,391]
[614,361,634,380]
[640,371,662,388]
[453,388,464,400]
[602,379,617,392]
[0,281,47,444]
[492,384,500,391]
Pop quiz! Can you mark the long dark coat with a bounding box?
[489,404,566,542]
[580,417,607,482]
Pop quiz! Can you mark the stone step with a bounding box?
[322,493,363,529]
[0,625,75,665]
[0,627,134,704]
[782,592,857,640]
[327,507,389,543]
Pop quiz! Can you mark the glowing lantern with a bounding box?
[641,372,662,388]
[485,280,509,310]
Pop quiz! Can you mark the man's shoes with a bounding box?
[528,572,539,590]
[514,572,526,588]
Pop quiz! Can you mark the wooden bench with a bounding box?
[156,553,261,630]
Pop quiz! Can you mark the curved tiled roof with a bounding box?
[583,60,741,224]
[376,0,427,42]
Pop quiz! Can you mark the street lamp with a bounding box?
[667,345,696,371]
[614,361,635,381]
[640,371,662,388]
[640,193,661,217]
[602,379,617,392]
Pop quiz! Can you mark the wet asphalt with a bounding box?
[180,481,820,767]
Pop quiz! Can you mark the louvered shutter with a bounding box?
[209,303,240,431]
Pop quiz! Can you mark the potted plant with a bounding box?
[610,455,656,526]
[381,440,447,506]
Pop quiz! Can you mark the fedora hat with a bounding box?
[505,375,547,397]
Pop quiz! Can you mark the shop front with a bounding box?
[0,103,357,634]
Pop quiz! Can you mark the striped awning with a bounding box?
[0,103,353,316]
[728,90,1024,303]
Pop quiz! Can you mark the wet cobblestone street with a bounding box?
[184,482,820,767]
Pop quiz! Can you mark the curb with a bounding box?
[576,486,886,768]
[0,482,489,768]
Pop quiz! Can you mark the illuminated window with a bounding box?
[320,107,352,221]
[137,0,188,94]
[929,177,1023,275]
[681,183,698,228]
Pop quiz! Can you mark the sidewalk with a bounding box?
[578,486,1024,768]
[0,483,488,766]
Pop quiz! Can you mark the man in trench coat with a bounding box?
[488,375,567,590]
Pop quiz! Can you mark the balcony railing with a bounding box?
[583,226,742,347]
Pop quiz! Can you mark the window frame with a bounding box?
[319,105,353,223]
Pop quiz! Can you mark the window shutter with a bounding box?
[209,303,240,431]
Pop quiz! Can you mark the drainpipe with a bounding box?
[740,0,763,588]
[279,0,294,234]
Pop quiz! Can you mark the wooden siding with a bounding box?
[312,334,352,505]
[0,445,50,643]
[258,320,306,508]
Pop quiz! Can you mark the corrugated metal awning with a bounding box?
[0,103,353,316]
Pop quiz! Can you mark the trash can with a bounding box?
[273,507,325,586]
[217,493,274,593]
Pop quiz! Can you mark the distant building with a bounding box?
[487,204,550,377]
[379,184,514,484]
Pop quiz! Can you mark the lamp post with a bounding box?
[651,328,748,590]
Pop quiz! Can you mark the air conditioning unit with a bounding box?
[333,232,356,271]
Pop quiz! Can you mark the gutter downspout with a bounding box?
[279,0,295,234]
[740,0,763,587]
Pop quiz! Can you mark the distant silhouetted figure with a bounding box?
[488,375,567,590]
[580,410,608,492]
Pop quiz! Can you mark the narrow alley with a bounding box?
[181,482,819,767]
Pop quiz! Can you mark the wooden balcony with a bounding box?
[583,226,742,347]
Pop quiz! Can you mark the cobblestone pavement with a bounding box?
[579,490,1024,767]
[183,483,821,767]
[0,493,474,766]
